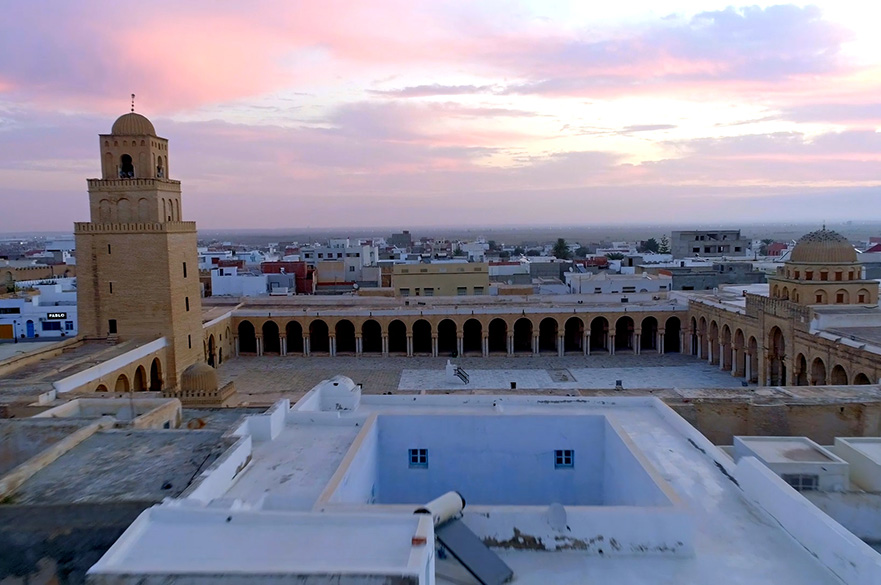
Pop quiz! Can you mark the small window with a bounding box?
[782,474,818,491]
[42,321,61,331]
[65,321,74,331]
[820,271,828,281]
[108,319,117,334]
[859,294,866,303]
[836,293,844,303]
[400,288,410,296]
[409,448,428,468]
[835,272,842,281]
[806,271,813,280]
[188,334,192,349]
[108,244,112,254]
[185,297,190,311]
[420,268,428,273]
[457,287,467,296]
[473,287,484,296]
[183,262,187,278]
[424,288,434,296]
[109,282,113,294]
[349,265,355,272]
[555,449,574,469]
[816,293,823,303]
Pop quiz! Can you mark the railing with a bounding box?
[74,221,196,234]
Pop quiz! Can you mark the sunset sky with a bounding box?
[1,1,880,232]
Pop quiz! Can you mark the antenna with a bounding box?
[131,93,136,113]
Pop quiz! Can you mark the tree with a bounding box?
[498,250,511,259]
[574,246,590,258]
[552,238,571,260]
[658,235,670,254]
[454,246,464,256]
[526,249,541,257]
[513,246,525,256]
[640,238,660,254]
[759,238,774,256]
[606,252,625,260]
[487,240,498,251]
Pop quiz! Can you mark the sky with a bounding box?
[1,1,880,232]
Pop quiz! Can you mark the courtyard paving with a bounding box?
[218,352,747,406]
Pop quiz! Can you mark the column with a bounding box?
[507,335,514,357]
[745,354,752,383]
[608,333,615,355]
[281,335,287,357]
[256,334,263,357]
[558,334,564,357]
[407,335,413,357]
[680,331,686,356]
[532,335,539,355]
[382,334,389,357]
[720,345,727,370]
[234,336,239,357]
[304,335,310,356]
[658,332,665,355]
[330,335,336,357]
[482,336,488,357]
[707,340,713,364]
[432,336,438,358]
[356,336,363,356]
[635,333,641,355]
[585,330,591,356]
[696,335,702,359]
[457,335,464,357]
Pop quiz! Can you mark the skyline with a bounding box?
[2,1,880,231]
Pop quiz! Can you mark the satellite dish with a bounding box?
[352,283,360,290]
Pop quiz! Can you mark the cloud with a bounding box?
[369,84,497,98]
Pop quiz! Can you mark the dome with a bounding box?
[180,362,219,394]
[789,228,857,264]
[111,112,156,136]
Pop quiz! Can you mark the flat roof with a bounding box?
[737,437,836,464]
[14,429,230,504]
[838,437,881,464]
[90,507,423,574]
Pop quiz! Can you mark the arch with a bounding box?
[590,316,609,351]
[747,336,758,383]
[335,320,356,354]
[690,317,699,354]
[811,357,827,385]
[720,325,732,370]
[114,374,130,392]
[462,318,482,355]
[733,328,745,375]
[665,316,681,353]
[698,317,708,357]
[133,365,147,391]
[149,358,163,391]
[309,320,330,353]
[262,321,280,354]
[120,153,134,178]
[488,318,507,354]
[412,319,432,354]
[286,321,304,354]
[175,199,181,221]
[138,198,150,221]
[117,198,132,222]
[614,316,635,351]
[207,335,216,367]
[96,384,108,392]
[99,199,112,222]
[26,320,34,338]
[854,373,872,385]
[513,318,533,354]
[640,316,658,352]
[768,326,786,385]
[388,320,407,354]
[795,354,808,386]
[563,317,584,353]
[708,320,719,364]
[772,284,779,298]
[814,289,828,304]
[834,289,850,304]
[238,321,257,354]
[361,320,382,354]
[437,319,457,356]
[538,318,558,353]
[857,288,872,304]
[157,155,165,178]
[781,286,789,300]
[830,364,848,385]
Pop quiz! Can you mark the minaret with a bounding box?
[74,107,204,390]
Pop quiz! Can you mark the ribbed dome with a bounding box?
[180,362,219,393]
[789,228,857,264]
[111,112,156,136]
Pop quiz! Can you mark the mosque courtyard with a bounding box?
[218,352,748,406]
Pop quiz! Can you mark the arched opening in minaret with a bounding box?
[149,358,163,391]
[157,155,165,178]
[120,154,134,178]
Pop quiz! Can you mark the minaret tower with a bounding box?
[75,104,203,390]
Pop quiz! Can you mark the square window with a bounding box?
[65,321,74,331]
[473,287,484,296]
[409,448,428,468]
[554,449,574,468]
[457,287,467,296]
[782,473,818,491]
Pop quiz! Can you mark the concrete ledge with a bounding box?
[0,336,81,377]
[0,417,114,500]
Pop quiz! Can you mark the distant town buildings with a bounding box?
[671,229,751,258]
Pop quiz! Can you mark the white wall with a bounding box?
[374,414,606,505]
